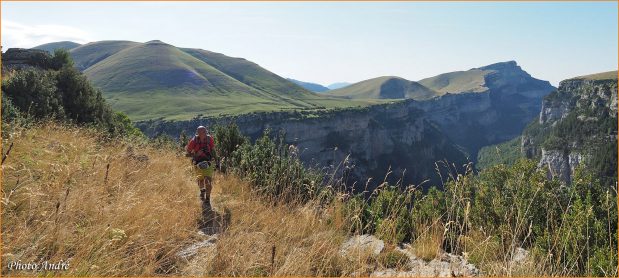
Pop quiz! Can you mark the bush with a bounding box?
[369,186,412,244]
[2,50,141,138]
[229,129,323,204]
[212,123,248,171]
[2,69,64,120]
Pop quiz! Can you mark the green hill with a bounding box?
[326,76,439,100]
[326,61,535,100]
[32,41,81,53]
[70,40,141,70]
[418,69,491,94]
[60,40,380,121]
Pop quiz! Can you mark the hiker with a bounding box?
[185,125,216,208]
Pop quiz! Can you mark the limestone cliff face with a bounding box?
[540,78,617,126]
[137,101,468,189]
[523,75,617,184]
[537,149,585,184]
[417,61,555,158]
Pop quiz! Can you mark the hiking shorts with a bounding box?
[194,161,215,180]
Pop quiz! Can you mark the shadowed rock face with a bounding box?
[417,61,555,159]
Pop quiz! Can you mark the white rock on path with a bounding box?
[176,234,218,261]
[340,234,385,257]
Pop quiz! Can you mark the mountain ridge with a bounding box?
[49,39,381,121]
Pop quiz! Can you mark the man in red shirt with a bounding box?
[185,125,216,208]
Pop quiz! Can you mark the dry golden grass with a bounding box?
[185,174,353,276]
[2,122,202,275]
[411,220,444,262]
[1,122,388,276]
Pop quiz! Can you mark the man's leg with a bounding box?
[198,178,206,200]
[203,176,213,207]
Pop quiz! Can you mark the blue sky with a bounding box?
[2,2,617,86]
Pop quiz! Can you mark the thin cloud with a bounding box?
[1,20,93,49]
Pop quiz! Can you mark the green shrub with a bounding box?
[2,50,140,138]
[229,129,323,204]
[369,186,412,244]
[213,123,248,171]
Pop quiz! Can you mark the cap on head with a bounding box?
[197,125,207,132]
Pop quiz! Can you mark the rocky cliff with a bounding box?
[137,100,468,190]
[521,71,617,184]
[416,61,555,159]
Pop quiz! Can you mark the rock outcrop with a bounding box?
[1,48,50,70]
[339,235,480,277]
[522,72,617,184]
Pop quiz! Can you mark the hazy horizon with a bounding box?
[2,2,617,86]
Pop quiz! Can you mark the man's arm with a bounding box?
[185,139,195,157]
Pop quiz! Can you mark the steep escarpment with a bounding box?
[521,71,617,185]
[417,61,555,159]
[137,100,468,190]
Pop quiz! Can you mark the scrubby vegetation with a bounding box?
[2,49,142,137]
[476,136,522,170]
[212,123,618,276]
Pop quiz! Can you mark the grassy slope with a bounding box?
[417,69,492,94]
[68,40,378,121]
[2,123,201,275]
[33,41,81,53]
[326,76,439,100]
[70,40,141,70]
[0,123,393,276]
[570,70,618,81]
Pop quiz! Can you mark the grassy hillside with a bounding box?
[327,76,439,100]
[59,40,379,121]
[180,48,314,99]
[326,61,540,100]
[33,41,81,53]
[418,69,491,94]
[570,70,618,81]
[70,40,141,71]
[2,123,201,275]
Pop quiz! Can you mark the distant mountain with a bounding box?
[32,41,81,53]
[53,40,375,121]
[327,76,439,100]
[327,61,550,102]
[327,82,351,90]
[286,78,330,93]
[411,61,556,159]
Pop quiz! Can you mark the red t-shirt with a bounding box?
[186,135,214,162]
